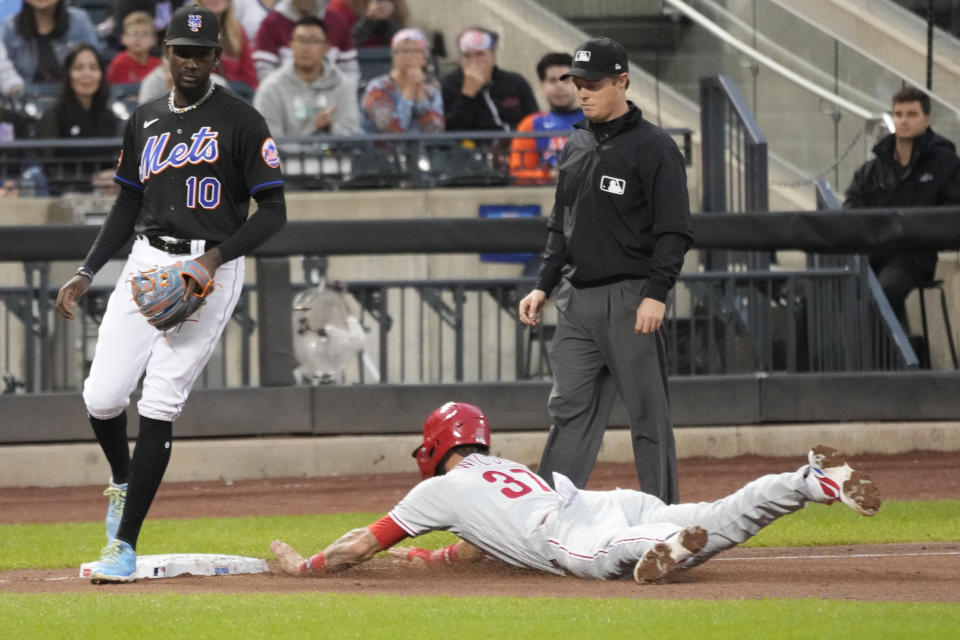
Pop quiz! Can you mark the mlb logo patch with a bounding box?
[188,14,202,32]
[574,50,591,62]
[600,175,626,195]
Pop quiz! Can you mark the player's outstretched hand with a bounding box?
[55,274,92,320]
[270,540,306,576]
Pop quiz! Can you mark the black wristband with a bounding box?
[76,266,94,280]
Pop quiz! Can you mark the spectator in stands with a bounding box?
[253,0,359,85]
[106,11,161,86]
[196,0,258,91]
[844,87,960,331]
[510,52,582,184]
[104,0,189,54]
[253,16,360,136]
[361,27,441,133]
[326,0,408,48]
[1,0,99,86]
[234,0,279,43]
[0,38,24,94]
[441,27,538,132]
[137,55,228,103]
[34,43,121,193]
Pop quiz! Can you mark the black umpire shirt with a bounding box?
[535,103,693,303]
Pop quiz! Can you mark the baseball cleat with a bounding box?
[633,525,708,584]
[103,479,127,542]
[807,445,881,516]
[89,539,137,584]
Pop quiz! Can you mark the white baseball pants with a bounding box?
[83,236,244,422]
[544,469,815,580]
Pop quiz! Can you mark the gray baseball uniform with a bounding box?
[387,453,818,579]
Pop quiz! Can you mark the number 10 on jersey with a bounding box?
[185,176,221,210]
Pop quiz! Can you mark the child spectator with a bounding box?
[106,11,161,86]
[361,27,441,133]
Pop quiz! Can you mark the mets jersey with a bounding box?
[114,85,284,242]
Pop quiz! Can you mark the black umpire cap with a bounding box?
[560,37,628,82]
[165,5,221,48]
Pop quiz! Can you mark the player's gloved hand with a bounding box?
[131,259,214,332]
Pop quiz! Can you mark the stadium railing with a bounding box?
[0,128,694,196]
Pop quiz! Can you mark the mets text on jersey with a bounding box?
[139,127,220,183]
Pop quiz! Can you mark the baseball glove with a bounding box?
[131,260,214,331]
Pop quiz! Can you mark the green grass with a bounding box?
[2,594,959,639]
[1,500,957,571]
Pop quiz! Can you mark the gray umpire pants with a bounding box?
[538,278,679,503]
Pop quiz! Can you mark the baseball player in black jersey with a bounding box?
[54,5,286,584]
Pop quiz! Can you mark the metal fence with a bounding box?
[700,74,769,272]
[0,128,694,196]
[809,179,919,370]
[1,262,923,394]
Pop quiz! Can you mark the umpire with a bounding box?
[519,37,692,503]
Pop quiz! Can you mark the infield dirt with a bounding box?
[2,450,958,600]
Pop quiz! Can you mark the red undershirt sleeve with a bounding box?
[367,514,409,549]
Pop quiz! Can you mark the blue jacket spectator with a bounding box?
[1,0,98,87]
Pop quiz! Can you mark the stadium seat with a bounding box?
[357,47,393,87]
[423,143,509,187]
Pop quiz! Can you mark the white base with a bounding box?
[79,553,269,580]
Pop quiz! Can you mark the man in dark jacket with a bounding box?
[518,37,693,504]
[440,27,538,131]
[844,87,960,327]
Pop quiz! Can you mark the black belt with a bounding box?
[143,235,218,255]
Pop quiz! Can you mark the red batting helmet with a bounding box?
[412,402,490,478]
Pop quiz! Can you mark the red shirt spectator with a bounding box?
[106,11,161,86]
[217,29,258,89]
[107,50,161,85]
[253,0,358,84]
